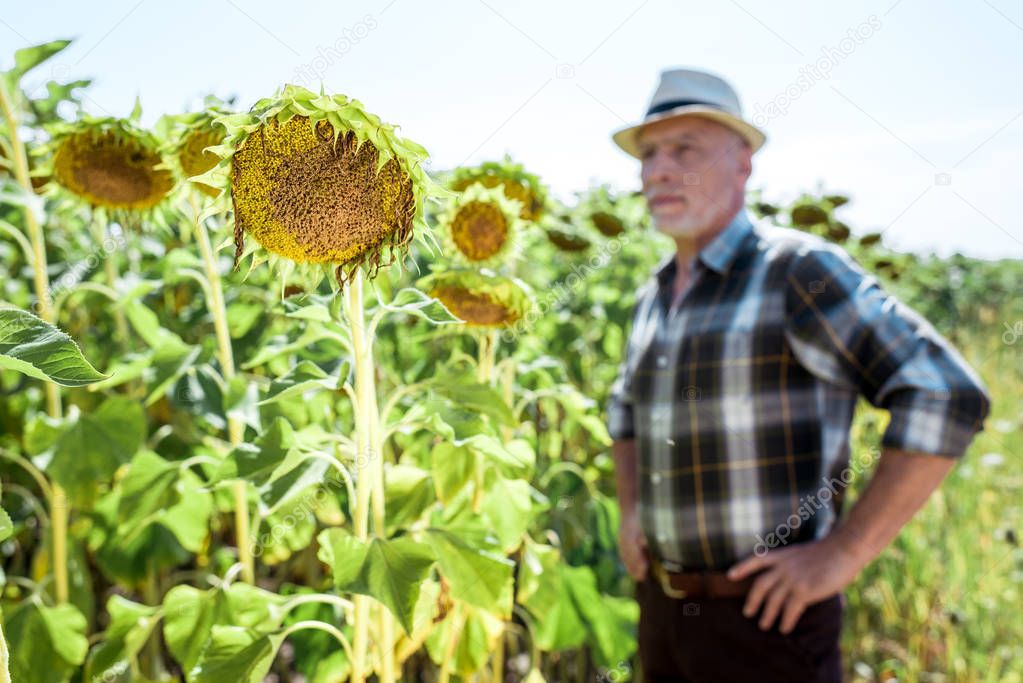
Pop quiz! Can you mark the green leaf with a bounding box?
[212,417,296,485]
[5,599,88,683]
[258,360,339,406]
[84,595,160,682]
[189,626,284,683]
[0,307,107,386]
[479,476,541,552]
[224,375,260,432]
[380,288,462,325]
[41,397,146,506]
[117,451,182,531]
[517,543,586,651]
[430,441,477,504]
[0,506,12,542]
[163,583,284,674]
[384,464,436,533]
[9,39,72,82]
[424,527,514,615]
[317,529,436,634]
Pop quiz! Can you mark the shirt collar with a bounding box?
[655,207,756,285]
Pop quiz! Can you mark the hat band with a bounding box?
[646,99,724,117]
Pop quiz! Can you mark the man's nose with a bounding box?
[642,152,678,188]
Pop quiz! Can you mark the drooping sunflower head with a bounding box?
[418,269,532,328]
[577,184,643,238]
[546,225,592,252]
[439,182,523,268]
[448,156,547,222]
[162,108,231,199]
[204,84,442,290]
[48,115,174,211]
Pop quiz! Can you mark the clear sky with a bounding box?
[5,0,1022,259]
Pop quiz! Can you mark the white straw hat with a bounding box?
[612,68,766,158]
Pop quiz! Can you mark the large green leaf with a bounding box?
[317,529,436,634]
[211,417,296,485]
[384,464,436,534]
[84,596,160,682]
[163,583,284,674]
[424,527,514,615]
[0,307,107,386]
[117,451,182,532]
[4,599,88,683]
[188,625,284,683]
[36,397,146,506]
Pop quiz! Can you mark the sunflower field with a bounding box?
[1,40,1022,683]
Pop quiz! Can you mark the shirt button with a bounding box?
[651,472,662,485]
[656,355,667,368]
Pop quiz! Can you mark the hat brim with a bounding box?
[612,106,767,159]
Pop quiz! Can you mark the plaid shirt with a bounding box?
[608,208,991,572]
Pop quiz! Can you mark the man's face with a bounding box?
[638,116,752,238]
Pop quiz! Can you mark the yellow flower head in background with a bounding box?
[449,156,547,222]
[49,116,173,211]
[418,269,532,328]
[439,182,523,268]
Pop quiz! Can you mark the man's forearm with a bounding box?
[828,448,956,568]
[612,439,640,513]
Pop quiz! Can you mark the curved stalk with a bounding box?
[281,621,355,665]
[0,447,54,505]
[0,75,68,605]
[188,196,254,584]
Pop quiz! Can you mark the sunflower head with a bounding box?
[203,84,443,291]
[162,108,231,199]
[546,226,592,252]
[418,269,532,328]
[576,185,642,238]
[448,156,547,222]
[47,116,174,211]
[439,182,523,268]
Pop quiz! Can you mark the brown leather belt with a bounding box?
[652,558,754,599]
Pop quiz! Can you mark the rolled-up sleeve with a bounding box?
[784,244,991,458]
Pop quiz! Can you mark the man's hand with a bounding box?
[619,510,649,581]
[726,534,865,634]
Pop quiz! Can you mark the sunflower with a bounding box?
[438,182,522,268]
[48,116,174,211]
[200,85,442,289]
[167,110,229,199]
[546,226,592,252]
[418,269,532,328]
[448,157,547,221]
[576,185,643,238]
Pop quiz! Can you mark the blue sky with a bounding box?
[5,0,1022,259]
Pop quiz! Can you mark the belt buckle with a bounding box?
[653,560,688,599]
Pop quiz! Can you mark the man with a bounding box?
[607,68,991,682]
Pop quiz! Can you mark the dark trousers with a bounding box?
[635,575,844,682]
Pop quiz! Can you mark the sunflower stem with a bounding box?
[189,196,254,584]
[90,210,131,353]
[343,269,393,683]
[0,75,69,605]
[438,603,466,683]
